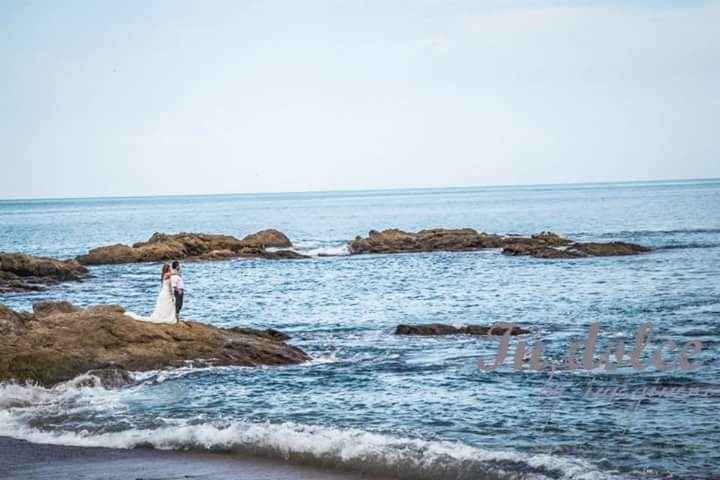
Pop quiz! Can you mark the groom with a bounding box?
[170,260,185,321]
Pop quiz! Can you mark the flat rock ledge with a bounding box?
[76,229,308,265]
[0,252,89,293]
[0,301,310,387]
[502,240,650,258]
[395,323,530,336]
[348,228,504,254]
[348,229,649,259]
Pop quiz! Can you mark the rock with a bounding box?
[0,271,47,293]
[228,326,291,341]
[502,239,650,258]
[241,229,292,248]
[262,249,309,260]
[76,230,303,265]
[194,249,237,261]
[395,323,530,336]
[0,252,89,293]
[348,228,503,254]
[0,304,33,336]
[0,301,310,387]
[75,244,140,265]
[69,368,135,388]
[571,241,651,256]
[530,231,572,246]
[349,228,649,259]
[502,244,583,259]
[32,300,78,317]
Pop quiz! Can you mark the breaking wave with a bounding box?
[286,240,350,257]
[0,382,624,480]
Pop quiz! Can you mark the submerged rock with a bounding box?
[76,231,306,265]
[0,301,310,387]
[0,252,89,293]
[395,323,530,336]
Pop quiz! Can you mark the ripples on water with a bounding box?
[1,180,719,479]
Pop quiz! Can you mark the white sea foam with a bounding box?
[0,378,631,480]
[0,379,132,408]
[0,382,57,409]
[0,392,626,480]
[304,244,350,257]
[302,351,339,366]
[277,241,350,258]
[134,365,251,384]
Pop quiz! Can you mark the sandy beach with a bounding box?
[0,436,390,480]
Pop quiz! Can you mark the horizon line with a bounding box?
[1,175,718,202]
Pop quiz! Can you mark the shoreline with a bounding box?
[0,436,391,480]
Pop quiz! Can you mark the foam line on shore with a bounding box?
[0,391,625,480]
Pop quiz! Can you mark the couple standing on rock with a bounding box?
[126,260,185,324]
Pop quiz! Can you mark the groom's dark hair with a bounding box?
[171,260,180,270]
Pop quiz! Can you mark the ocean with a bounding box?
[1,179,719,479]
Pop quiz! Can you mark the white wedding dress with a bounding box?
[126,279,177,324]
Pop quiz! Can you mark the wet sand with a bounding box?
[0,436,391,480]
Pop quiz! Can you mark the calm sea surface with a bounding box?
[1,180,719,479]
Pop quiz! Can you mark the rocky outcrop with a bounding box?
[348,228,504,254]
[0,301,310,387]
[0,252,89,293]
[348,228,649,259]
[395,323,530,336]
[240,229,292,248]
[76,230,307,265]
[502,231,572,248]
[502,239,651,258]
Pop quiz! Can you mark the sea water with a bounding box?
[1,179,719,479]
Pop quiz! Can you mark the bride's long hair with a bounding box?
[160,263,171,283]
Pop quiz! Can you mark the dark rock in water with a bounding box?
[502,244,581,258]
[0,271,47,293]
[71,368,135,388]
[504,231,572,248]
[571,241,651,256]
[395,323,530,336]
[0,252,89,293]
[348,228,649,259]
[261,249,309,260]
[193,249,237,261]
[348,228,504,254]
[76,232,243,264]
[201,247,308,261]
[502,239,650,259]
[228,326,292,341]
[0,301,309,387]
[76,230,305,265]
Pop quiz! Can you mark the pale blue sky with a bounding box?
[2,1,719,198]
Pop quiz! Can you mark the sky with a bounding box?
[1,0,719,199]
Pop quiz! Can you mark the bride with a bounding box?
[126,264,177,324]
